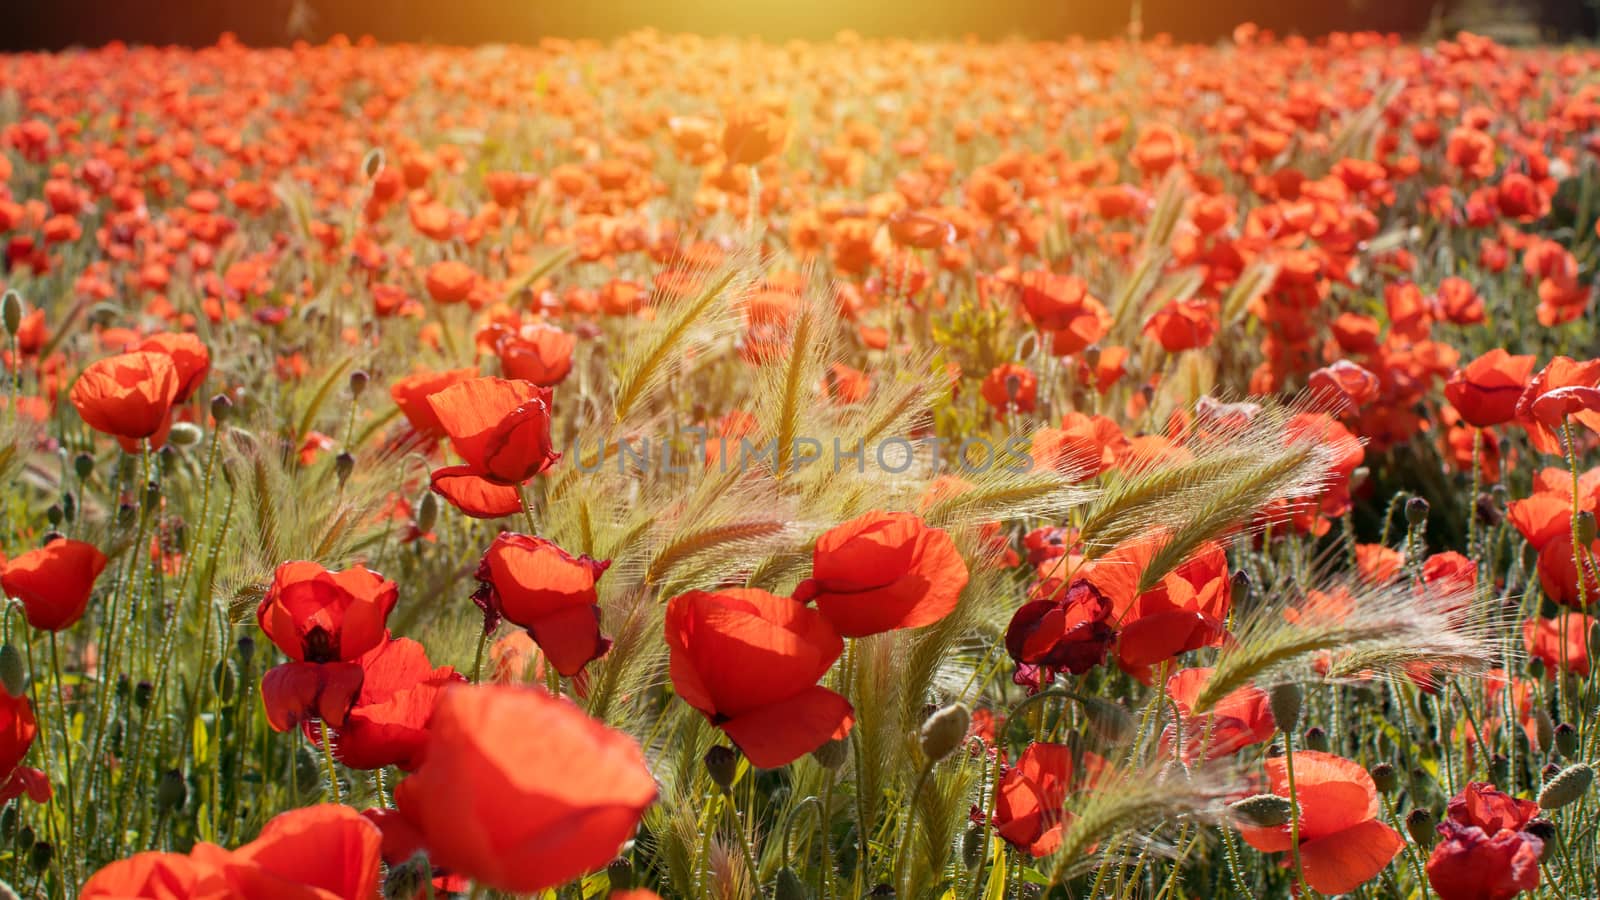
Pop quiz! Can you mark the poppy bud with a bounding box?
[168,421,204,447]
[1489,753,1510,786]
[236,635,256,666]
[774,866,808,900]
[362,148,386,181]
[1229,793,1294,828]
[1537,763,1594,811]
[14,825,34,855]
[1079,695,1133,743]
[1269,683,1302,731]
[213,660,237,704]
[1527,657,1545,680]
[210,393,233,424]
[1,290,22,338]
[349,370,370,399]
[1229,570,1250,606]
[1578,511,1598,547]
[0,645,25,699]
[1405,496,1430,526]
[156,768,187,813]
[134,680,153,709]
[811,738,848,770]
[1303,726,1329,752]
[335,451,356,486]
[704,745,738,793]
[415,491,438,535]
[1370,762,1397,794]
[60,493,76,524]
[382,852,430,900]
[73,453,94,481]
[1541,762,1561,783]
[45,505,61,528]
[28,840,52,874]
[1554,721,1576,758]
[919,703,970,762]
[606,858,634,891]
[961,824,983,869]
[1474,492,1502,527]
[1589,622,1600,663]
[1405,808,1437,848]
[1350,466,1370,491]
[0,805,14,839]
[1523,819,1556,859]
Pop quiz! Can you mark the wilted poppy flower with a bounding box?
[793,510,968,637]
[138,332,211,403]
[82,803,383,899]
[324,636,464,771]
[474,532,612,677]
[1426,782,1544,900]
[391,685,656,893]
[1005,579,1116,690]
[427,377,561,518]
[69,350,180,451]
[1161,667,1274,763]
[665,588,854,767]
[991,741,1107,856]
[1236,751,1405,895]
[1,537,109,631]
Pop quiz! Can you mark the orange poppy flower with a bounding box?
[1516,356,1600,453]
[69,350,180,451]
[0,538,108,631]
[665,588,854,768]
[389,366,479,440]
[1161,667,1274,763]
[391,685,656,893]
[424,259,478,304]
[426,377,560,518]
[1445,350,1537,428]
[793,510,968,637]
[137,332,211,403]
[496,325,576,387]
[1236,751,1405,895]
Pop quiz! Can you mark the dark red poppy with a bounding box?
[474,532,612,677]
[1005,579,1116,690]
[1426,782,1544,900]
[391,685,657,893]
[665,588,854,768]
[793,510,969,637]
[1,538,109,631]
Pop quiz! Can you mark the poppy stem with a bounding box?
[518,481,539,536]
[470,629,491,684]
[894,761,935,899]
[46,632,78,884]
[319,720,342,804]
[726,786,765,897]
[1280,729,1314,898]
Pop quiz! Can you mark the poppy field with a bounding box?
[2,21,1600,900]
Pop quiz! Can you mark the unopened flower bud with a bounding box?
[27,840,53,874]
[1576,511,1597,546]
[210,393,233,424]
[382,852,430,900]
[920,703,970,762]
[236,635,256,666]
[362,148,386,181]
[45,505,61,527]
[1,291,22,337]
[1230,569,1251,606]
[415,492,438,534]
[1526,657,1545,680]
[349,370,370,399]
[1405,808,1437,848]
[961,824,983,869]
[134,680,153,709]
[213,660,238,703]
[0,646,25,699]
[1474,493,1502,528]
[335,451,355,485]
[811,738,848,770]
[704,745,738,792]
[1303,727,1329,752]
[1370,763,1398,794]
[1229,793,1294,828]
[156,769,187,813]
[1269,683,1302,732]
[169,421,204,447]
[1554,722,1577,758]
[774,866,808,900]
[0,805,14,840]
[1537,763,1594,811]
[1405,496,1430,526]
[606,858,634,892]
[73,453,94,481]
[14,825,34,855]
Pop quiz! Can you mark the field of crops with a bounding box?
[0,23,1598,900]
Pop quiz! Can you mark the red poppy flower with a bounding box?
[256,561,398,663]
[1426,782,1544,900]
[474,532,612,677]
[1031,413,1126,481]
[390,367,478,440]
[69,350,180,451]
[82,804,383,900]
[793,510,968,637]
[1005,579,1116,690]
[424,259,478,304]
[1007,271,1105,336]
[980,363,1037,414]
[322,636,464,771]
[497,325,576,387]
[0,692,49,805]
[665,588,854,768]
[1161,667,1274,763]
[427,377,560,518]
[138,332,211,403]
[1236,751,1406,895]
[1535,531,1600,607]
[1516,357,1600,453]
[1,538,109,631]
[1522,613,1594,676]
[1112,542,1231,681]
[1308,360,1380,412]
[391,685,657,893]
[260,660,366,732]
[721,106,787,165]
[991,741,1108,856]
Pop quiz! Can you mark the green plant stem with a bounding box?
[1282,730,1313,898]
